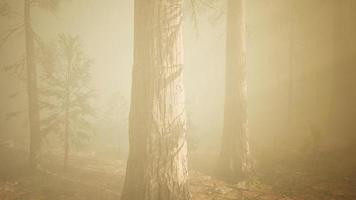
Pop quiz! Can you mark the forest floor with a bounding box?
[1,144,356,200]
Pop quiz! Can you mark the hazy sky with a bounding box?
[0,0,341,150]
[0,0,227,145]
[33,0,134,100]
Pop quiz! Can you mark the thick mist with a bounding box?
[0,0,355,199]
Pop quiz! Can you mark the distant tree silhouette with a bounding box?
[0,0,66,170]
[39,34,95,169]
[219,0,254,183]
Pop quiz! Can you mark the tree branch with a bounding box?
[2,54,27,81]
[0,23,24,49]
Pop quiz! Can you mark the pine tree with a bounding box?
[39,34,94,169]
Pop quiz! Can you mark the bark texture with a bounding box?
[218,0,253,183]
[25,0,41,170]
[121,0,190,200]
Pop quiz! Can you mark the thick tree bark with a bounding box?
[121,0,190,200]
[218,0,253,183]
[25,0,41,170]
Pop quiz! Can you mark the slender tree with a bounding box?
[121,0,190,199]
[218,0,253,183]
[329,0,356,145]
[39,35,94,169]
[1,0,64,170]
[24,0,42,170]
[287,0,296,134]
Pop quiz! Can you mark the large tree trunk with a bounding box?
[218,0,253,183]
[121,0,190,200]
[25,0,41,170]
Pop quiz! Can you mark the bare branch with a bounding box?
[0,2,22,18]
[2,54,27,81]
[5,109,27,121]
[0,23,24,49]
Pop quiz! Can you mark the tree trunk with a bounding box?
[63,45,71,170]
[63,127,69,170]
[63,85,69,170]
[287,0,296,133]
[25,0,41,170]
[121,0,190,200]
[329,0,356,142]
[218,0,253,183]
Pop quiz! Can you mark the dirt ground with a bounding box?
[1,146,356,200]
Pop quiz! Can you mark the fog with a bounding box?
[0,0,355,199]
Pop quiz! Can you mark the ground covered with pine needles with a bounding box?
[1,144,356,200]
